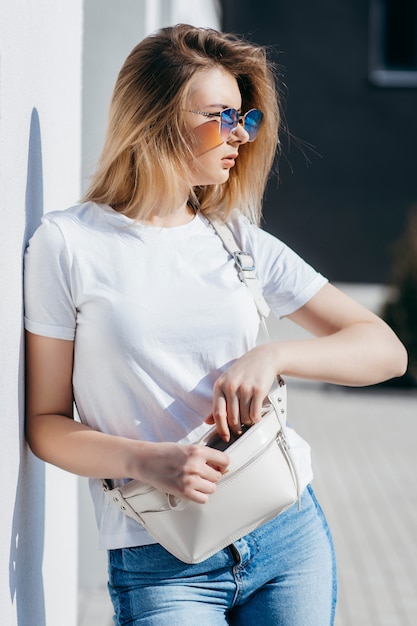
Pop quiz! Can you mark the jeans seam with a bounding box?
[231,564,243,606]
[307,485,338,625]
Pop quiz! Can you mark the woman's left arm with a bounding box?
[280,282,407,384]
[209,283,408,440]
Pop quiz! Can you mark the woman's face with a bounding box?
[184,67,250,187]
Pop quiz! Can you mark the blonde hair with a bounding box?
[83,24,280,224]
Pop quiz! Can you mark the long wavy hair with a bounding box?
[83,24,280,224]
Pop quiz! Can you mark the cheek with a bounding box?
[192,120,224,156]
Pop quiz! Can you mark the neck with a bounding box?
[141,200,196,228]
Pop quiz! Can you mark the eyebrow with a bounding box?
[204,103,242,111]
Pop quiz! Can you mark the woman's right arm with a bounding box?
[25,331,229,503]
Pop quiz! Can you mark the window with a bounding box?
[369,0,417,86]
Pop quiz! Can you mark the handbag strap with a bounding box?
[208,219,271,322]
[208,217,287,395]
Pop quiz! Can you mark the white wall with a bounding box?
[79,0,221,591]
[0,0,221,619]
[82,0,221,188]
[0,1,83,624]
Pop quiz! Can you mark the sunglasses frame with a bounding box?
[187,108,263,142]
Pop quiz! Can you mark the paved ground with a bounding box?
[78,381,417,626]
[290,382,417,626]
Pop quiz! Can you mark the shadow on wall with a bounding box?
[9,108,46,626]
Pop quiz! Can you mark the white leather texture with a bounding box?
[104,384,300,564]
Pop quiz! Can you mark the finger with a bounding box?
[189,477,220,503]
[235,388,253,426]
[248,391,266,424]
[185,452,230,501]
[180,482,213,504]
[205,447,230,472]
[180,471,220,503]
[201,464,223,483]
[211,392,231,441]
[225,392,242,435]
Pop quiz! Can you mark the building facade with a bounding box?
[222,0,417,283]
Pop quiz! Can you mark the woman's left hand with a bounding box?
[205,283,408,442]
[205,344,278,442]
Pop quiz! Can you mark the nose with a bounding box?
[228,122,250,145]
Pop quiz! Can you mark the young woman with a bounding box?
[24,24,407,625]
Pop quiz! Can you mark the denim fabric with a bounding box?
[108,485,337,625]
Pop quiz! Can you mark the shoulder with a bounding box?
[26,202,112,253]
[39,202,105,232]
[225,210,289,263]
[223,210,327,314]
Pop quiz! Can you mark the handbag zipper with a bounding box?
[277,432,301,510]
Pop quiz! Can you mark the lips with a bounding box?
[222,153,238,167]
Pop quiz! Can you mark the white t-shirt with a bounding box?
[24,202,327,549]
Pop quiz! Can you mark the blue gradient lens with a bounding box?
[220,109,239,140]
[220,108,263,142]
[243,109,263,141]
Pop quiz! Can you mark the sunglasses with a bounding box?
[187,108,263,142]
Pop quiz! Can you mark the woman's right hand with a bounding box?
[133,441,230,504]
[25,332,230,504]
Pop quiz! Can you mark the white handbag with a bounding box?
[103,219,301,563]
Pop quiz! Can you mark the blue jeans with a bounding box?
[108,485,337,625]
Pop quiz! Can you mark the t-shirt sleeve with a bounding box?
[229,215,328,318]
[24,215,76,340]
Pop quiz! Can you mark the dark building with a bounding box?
[221,0,417,283]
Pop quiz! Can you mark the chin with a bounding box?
[191,168,231,187]
[210,170,231,185]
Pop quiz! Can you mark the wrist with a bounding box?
[122,438,156,481]
[262,341,284,376]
